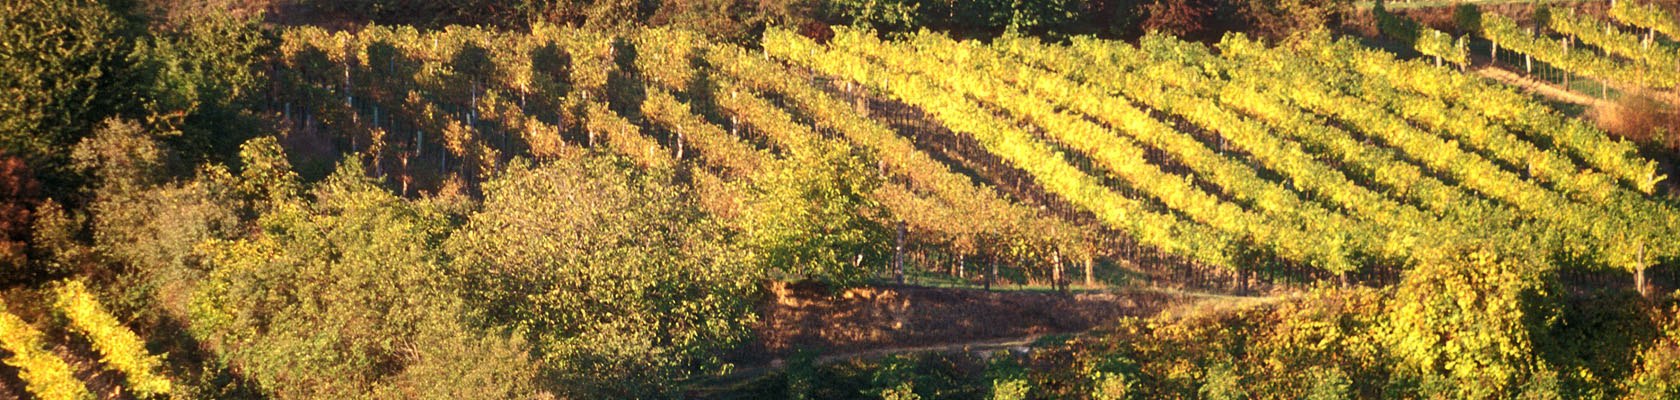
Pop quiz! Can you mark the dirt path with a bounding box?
[1473,64,1680,108]
[691,289,1279,395]
[697,332,1053,392]
[1474,66,1608,108]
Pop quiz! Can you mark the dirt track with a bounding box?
[728,283,1202,365]
[689,284,1274,396]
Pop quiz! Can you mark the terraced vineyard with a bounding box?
[260,24,1676,293]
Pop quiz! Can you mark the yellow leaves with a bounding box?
[0,302,93,400]
[52,280,174,397]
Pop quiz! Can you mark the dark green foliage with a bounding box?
[448,154,758,397]
[786,349,819,400]
[132,8,272,165]
[868,355,923,399]
[0,0,135,187]
[1452,3,1482,35]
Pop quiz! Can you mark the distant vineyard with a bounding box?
[264,23,1677,291]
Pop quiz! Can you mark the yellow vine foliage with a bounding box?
[52,280,173,397]
[0,302,92,400]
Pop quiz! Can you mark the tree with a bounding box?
[1238,0,1352,41]
[741,140,887,286]
[191,158,537,399]
[27,199,85,279]
[0,0,134,187]
[1379,249,1561,399]
[72,119,238,305]
[0,155,39,280]
[72,119,167,193]
[448,154,759,397]
[131,4,271,164]
[1140,0,1221,39]
[825,0,924,32]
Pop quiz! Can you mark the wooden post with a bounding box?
[1052,250,1064,294]
[1637,242,1649,297]
[1084,255,1094,287]
[894,220,906,285]
[981,258,994,290]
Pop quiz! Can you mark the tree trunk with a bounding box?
[1637,266,1648,297]
[1084,255,1094,287]
[1053,250,1064,294]
[894,221,906,285]
[958,254,966,280]
[1637,243,1649,297]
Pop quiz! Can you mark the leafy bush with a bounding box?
[742,139,888,286]
[191,151,538,399]
[1621,304,1680,399]
[1379,250,1561,399]
[448,154,758,397]
[1199,361,1248,400]
[986,354,1031,400]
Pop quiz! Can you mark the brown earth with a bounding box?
[1474,65,1609,107]
[728,282,1201,365]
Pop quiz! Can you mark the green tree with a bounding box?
[826,0,923,32]
[27,199,86,278]
[1379,249,1560,399]
[73,119,238,313]
[0,0,135,186]
[191,158,537,399]
[448,154,758,397]
[742,142,887,286]
[131,5,271,164]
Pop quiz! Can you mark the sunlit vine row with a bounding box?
[1216,33,1663,271]
[1481,13,1680,90]
[990,34,1457,261]
[698,39,1093,261]
[0,302,92,400]
[1610,0,1680,42]
[827,29,1355,271]
[768,27,1273,271]
[1295,35,1664,194]
[52,281,173,397]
